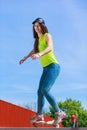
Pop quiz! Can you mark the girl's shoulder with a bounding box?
[44,33,52,38]
[45,33,52,41]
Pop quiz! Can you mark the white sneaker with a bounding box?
[29,114,44,123]
[53,110,66,126]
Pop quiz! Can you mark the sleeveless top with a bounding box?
[38,33,59,67]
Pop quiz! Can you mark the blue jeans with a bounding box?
[71,122,76,128]
[37,63,60,114]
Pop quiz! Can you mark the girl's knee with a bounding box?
[41,88,47,96]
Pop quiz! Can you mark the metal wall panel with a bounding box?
[0,100,62,128]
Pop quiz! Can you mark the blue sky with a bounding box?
[0,0,87,112]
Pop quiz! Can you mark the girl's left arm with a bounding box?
[38,33,53,57]
[31,33,53,60]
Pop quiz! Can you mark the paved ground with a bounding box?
[0,128,87,130]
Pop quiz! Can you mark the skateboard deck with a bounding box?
[32,120,59,128]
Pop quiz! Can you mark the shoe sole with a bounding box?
[30,120,45,123]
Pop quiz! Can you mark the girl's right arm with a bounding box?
[19,49,34,64]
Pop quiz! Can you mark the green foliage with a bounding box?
[47,98,87,127]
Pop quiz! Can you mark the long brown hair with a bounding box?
[33,23,48,53]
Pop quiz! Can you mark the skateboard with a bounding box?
[32,120,59,128]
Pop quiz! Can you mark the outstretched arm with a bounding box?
[19,49,34,64]
[19,33,53,63]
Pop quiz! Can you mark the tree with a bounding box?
[47,98,87,127]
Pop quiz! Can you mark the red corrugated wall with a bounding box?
[0,100,62,128]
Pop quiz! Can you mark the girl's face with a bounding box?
[34,22,42,34]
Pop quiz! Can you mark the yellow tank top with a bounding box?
[38,33,59,67]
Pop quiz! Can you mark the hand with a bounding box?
[19,57,26,64]
[31,53,40,60]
